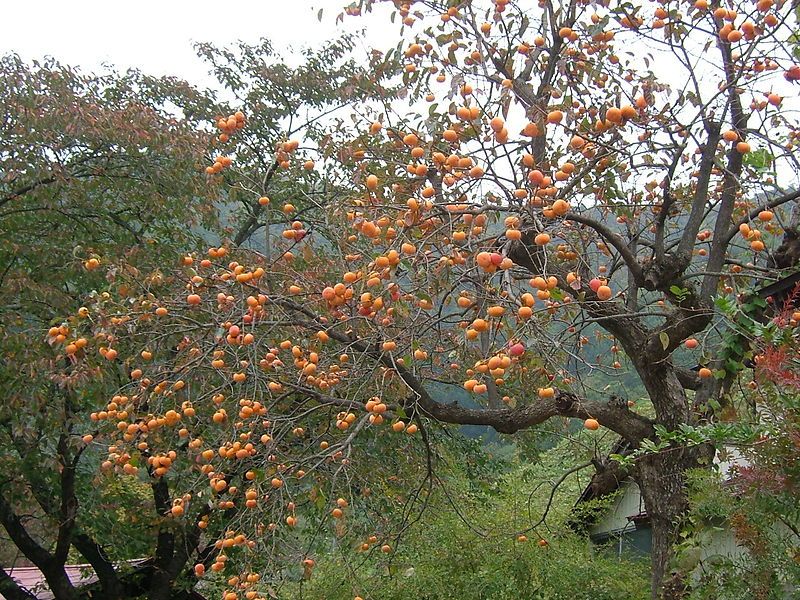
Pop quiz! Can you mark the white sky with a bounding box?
[3,0,796,189]
[0,0,393,87]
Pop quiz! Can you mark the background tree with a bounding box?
[0,52,218,600]
[282,435,651,600]
[13,0,800,599]
[193,34,402,248]
[0,36,396,600]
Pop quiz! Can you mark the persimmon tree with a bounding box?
[35,0,800,599]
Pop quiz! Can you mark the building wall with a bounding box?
[587,475,747,563]
[713,445,748,477]
[588,479,644,538]
[700,527,746,562]
[589,445,748,541]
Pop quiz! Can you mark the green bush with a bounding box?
[281,440,650,600]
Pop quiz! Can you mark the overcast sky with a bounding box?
[0,0,392,87]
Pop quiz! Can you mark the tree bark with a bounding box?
[147,478,177,600]
[70,534,126,600]
[638,365,692,430]
[0,492,78,600]
[635,442,714,599]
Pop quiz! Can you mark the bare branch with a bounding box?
[565,211,644,284]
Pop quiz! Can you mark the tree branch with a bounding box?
[148,476,176,599]
[724,187,800,246]
[654,146,685,262]
[0,491,55,570]
[71,534,124,599]
[0,491,77,600]
[675,367,702,391]
[233,158,280,246]
[700,33,750,302]
[54,434,77,565]
[401,379,654,445]
[275,298,655,446]
[645,305,713,361]
[0,176,57,208]
[565,211,644,284]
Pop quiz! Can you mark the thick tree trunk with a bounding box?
[71,534,126,600]
[629,361,716,598]
[40,561,79,600]
[69,561,202,599]
[635,444,714,599]
[0,494,79,600]
[637,366,690,430]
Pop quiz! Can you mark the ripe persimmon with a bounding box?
[596,285,613,300]
[546,110,563,124]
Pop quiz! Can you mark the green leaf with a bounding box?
[742,148,774,170]
[660,331,670,350]
[610,453,632,466]
[670,285,689,301]
[519,15,530,38]
[313,486,327,511]
[714,296,735,313]
[725,358,743,373]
